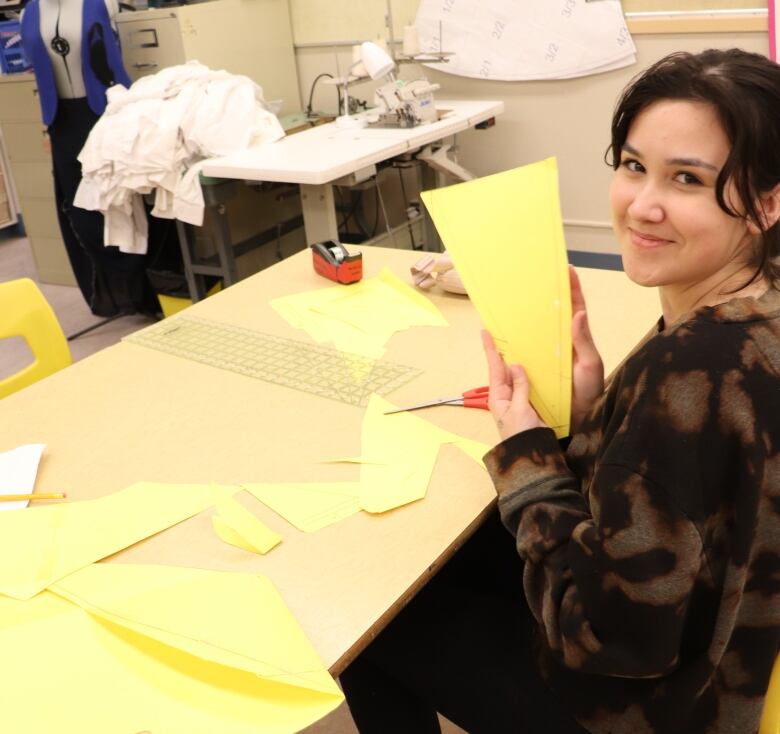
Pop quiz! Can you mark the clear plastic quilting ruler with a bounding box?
[124,315,421,407]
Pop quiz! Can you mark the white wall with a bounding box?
[288,1,767,253]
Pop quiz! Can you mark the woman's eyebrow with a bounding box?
[622,142,718,172]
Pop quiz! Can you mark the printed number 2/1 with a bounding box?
[545,43,559,62]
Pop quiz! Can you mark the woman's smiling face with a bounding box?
[610,99,756,294]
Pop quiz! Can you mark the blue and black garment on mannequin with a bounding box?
[21,0,172,317]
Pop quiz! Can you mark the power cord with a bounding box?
[306,73,340,118]
[396,165,420,250]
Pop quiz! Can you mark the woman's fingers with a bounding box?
[481,331,547,439]
[569,265,587,315]
[509,364,530,406]
[572,310,598,361]
[481,329,510,393]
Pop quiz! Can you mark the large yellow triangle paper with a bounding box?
[421,158,572,437]
[0,482,227,600]
[0,564,343,733]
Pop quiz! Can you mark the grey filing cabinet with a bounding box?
[0,73,73,284]
[115,0,302,114]
[0,125,18,229]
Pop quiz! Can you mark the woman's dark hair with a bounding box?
[607,49,780,286]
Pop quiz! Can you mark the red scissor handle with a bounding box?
[462,385,489,410]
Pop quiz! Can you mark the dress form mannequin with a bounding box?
[21,0,164,317]
[40,0,90,100]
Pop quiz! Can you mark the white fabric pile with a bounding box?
[74,61,286,254]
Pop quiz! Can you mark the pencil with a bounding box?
[0,492,66,502]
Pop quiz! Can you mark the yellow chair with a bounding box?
[0,278,71,399]
[156,281,222,318]
[760,653,780,734]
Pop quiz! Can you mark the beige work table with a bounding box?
[0,246,659,674]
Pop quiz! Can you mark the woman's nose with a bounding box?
[626,181,665,223]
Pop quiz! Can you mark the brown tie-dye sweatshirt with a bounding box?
[484,287,780,734]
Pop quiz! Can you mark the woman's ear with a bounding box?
[748,183,780,234]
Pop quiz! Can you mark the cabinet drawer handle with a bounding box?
[133,62,158,69]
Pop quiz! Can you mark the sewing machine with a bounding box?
[371,78,441,128]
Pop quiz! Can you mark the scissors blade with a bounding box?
[384,396,461,414]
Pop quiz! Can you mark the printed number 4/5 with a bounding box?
[545,43,559,62]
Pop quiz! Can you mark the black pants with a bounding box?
[48,97,165,317]
[339,512,589,734]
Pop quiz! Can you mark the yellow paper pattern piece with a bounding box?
[212,493,282,554]
[270,268,447,359]
[242,398,491,529]
[0,564,342,733]
[243,482,362,533]
[421,158,572,437]
[358,394,491,513]
[0,482,224,600]
[313,269,448,335]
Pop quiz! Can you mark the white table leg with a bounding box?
[420,161,445,252]
[300,183,339,245]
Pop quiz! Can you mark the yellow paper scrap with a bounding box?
[0,564,343,733]
[313,269,448,335]
[272,293,388,359]
[212,492,282,555]
[270,268,447,359]
[448,437,492,466]
[421,158,572,437]
[358,394,491,513]
[243,482,362,533]
[241,398,491,530]
[0,482,225,600]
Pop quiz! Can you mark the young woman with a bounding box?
[340,49,780,734]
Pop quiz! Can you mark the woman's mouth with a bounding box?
[629,228,670,248]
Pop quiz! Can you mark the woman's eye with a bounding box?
[674,171,702,185]
[621,159,644,173]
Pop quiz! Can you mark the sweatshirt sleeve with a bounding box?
[484,427,703,679]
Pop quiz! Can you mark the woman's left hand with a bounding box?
[481,330,547,441]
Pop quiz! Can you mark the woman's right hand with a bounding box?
[569,265,604,432]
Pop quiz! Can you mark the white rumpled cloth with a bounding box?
[74,61,286,254]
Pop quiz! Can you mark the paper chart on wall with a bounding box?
[414,0,636,81]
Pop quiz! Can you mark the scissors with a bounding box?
[385,386,490,414]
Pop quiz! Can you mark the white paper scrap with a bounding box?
[0,444,46,511]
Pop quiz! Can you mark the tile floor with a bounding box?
[0,228,465,734]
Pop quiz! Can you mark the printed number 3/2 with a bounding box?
[546,43,559,62]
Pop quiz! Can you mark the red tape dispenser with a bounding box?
[311,240,363,285]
